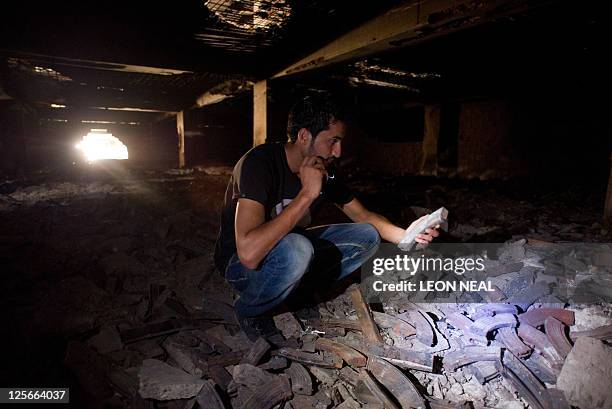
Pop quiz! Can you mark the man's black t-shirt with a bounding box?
[214,142,354,272]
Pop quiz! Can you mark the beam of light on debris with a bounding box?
[75,129,129,162]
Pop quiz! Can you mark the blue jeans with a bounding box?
[225,223,381,317]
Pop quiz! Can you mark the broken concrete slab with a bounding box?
[287,362,313,395]
[128,339,164,359]
[163,338,202,377]
[258,356,288,371]
[557,337,612,409]
[195,379,224,409]
[205,325,252,351]
[289,390,332,409]
[240,337,271,365]
[336,396,361,409]
[138,359,204,400]
[570,324,612,341]
[273,312,302,339]
[309,366,337,387]
[232,363,276,390]
[87,325,123,354]
[238,374,292,409]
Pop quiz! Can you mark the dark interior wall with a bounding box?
[509,97,610,183]
[351,97,425,175]
[263,83,427,173]
[4,66,607,179]
[185,94,253,166]
[452,96,610,183]
[122,120,177,168]
[457,99,520,178]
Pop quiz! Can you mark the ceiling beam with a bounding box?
[273,0,547,78]
[37,105,167,124]
[1,50,192,76]
[195,79,253,108]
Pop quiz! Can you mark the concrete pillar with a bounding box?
[176,111,185,168]
[605,153,612,226]
[421,104,440,175]
[253,80,267,147]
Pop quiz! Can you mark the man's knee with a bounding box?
[280,232,315,265]
[359,223,381,250]
[270,233,314,278]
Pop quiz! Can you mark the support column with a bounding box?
[420,104,440,175]
[253,80,267,147]
[604,153,612,226]
[176,111,185,168]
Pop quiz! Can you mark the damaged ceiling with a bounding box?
[0,0,608,124]
[0,0,405,121]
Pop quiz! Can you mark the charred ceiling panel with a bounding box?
[205,0,291,30]
[1,54,242,116]
[195,0,407,63]
[198,0,323,53]
[0,0,410,119]
[196,0,292,53]
[346,60,442,93]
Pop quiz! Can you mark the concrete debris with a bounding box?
[163,337,202,376]
[5,171,612,408]
[205,325,253,351]
[273,311,303,339]
[87,325,123,354]
[7,181,141,204]
[557,337,612,409]
[57,233,610,408]
[232,363,277,389]
[286,362,314,395]
[138,359,204,400]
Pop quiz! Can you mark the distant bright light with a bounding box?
[50,103,66,108]
[75,130,128,162]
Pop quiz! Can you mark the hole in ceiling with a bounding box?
[204,0,292,31]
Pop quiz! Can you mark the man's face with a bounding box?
[306,120,345,165]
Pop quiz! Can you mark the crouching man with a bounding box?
[214,94,438,340]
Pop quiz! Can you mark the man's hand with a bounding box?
[408,214,440,245]
[298,156,326,200]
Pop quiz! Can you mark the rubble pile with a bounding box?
[1,171,610,408]
[62,240,611,409]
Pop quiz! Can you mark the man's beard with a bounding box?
[306,141,317,157]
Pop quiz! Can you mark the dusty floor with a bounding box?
[1,164,610,408]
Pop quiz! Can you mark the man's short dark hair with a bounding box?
[287,93,345,143]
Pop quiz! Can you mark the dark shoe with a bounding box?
[235,312,279,342]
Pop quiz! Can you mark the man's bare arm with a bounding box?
[235,194,314,270]
[340,198,438,244]
[235,156,325,270]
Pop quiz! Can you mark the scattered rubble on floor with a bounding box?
[2,172,611,408]
[139,359,206,400]
[556,337,612,409]
[56,235,612,409]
